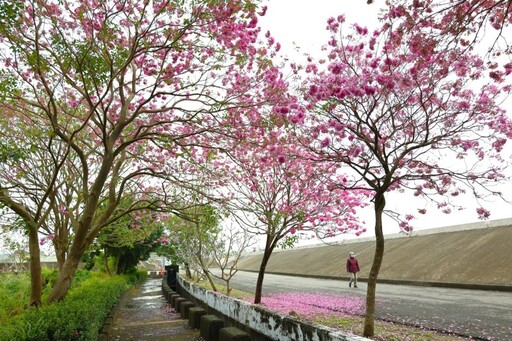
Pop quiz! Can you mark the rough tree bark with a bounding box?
[363,191,386,337]
[27,225,42,307]
[254,244,273,304]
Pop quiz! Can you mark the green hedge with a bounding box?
[1,270,147,341]
[0,273,31,325]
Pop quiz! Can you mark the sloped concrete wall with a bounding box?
[237,222,512,289]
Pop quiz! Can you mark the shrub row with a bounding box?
[1,269,146,341]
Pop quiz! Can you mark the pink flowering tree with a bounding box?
[382,1,512,85]
[298,14,511,337]
[0,0,289,303]
[384,1,511,53]
[217,127,366,304]
[0,106,182,304]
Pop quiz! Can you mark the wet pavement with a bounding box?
[110,278,202,341]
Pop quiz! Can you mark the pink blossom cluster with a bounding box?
[39,234,54,246]
[219,129,367,240]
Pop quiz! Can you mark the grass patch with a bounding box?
[313,314,471,341]
[0,273,31,325]
[194,279,254,300]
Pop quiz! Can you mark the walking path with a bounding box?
[219,270,512,341]
[110,278,201,341]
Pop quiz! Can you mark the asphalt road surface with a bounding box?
[214,270,512,341]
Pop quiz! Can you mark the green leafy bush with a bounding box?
[0,273,31,325]
[124,268,148,284]
[0,270,145,341]
[41,268,59,288]
[69,269,92,288]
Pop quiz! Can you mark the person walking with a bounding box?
[346,251,360,288]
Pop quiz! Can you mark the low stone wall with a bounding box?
[176,275,370,341]
[0,261,59,272]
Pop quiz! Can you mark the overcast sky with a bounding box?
[258,1,512,240]
[260,0,380,55]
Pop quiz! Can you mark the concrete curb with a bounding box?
[162,280,251,340]
[97,304,115,340]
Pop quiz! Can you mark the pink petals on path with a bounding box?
[249,292,365,318]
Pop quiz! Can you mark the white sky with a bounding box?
[260,0,381,58]
[258,0,512,240]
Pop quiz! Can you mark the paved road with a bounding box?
[110,278,201,340]
[216,270,512,341]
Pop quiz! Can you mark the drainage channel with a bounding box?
[109,278,202,341]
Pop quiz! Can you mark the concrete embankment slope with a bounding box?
[237,218,512,289]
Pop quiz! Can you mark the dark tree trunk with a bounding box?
[55,248,66,272]
[28,225,42,307]
[197,255,217,291]
[185,263,192,278]
[0,193,43,307]
[53,227,69,271]
[53,236,67,272]
[254,248,272,304]
[203,268,217,292]
[105,250,113,276]
[47,236,86,303]
[47,252,82,303]
[363,192,386,337]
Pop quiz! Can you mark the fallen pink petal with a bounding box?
[247,292,366,318]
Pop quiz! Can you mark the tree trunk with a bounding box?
[47,151,115,302]
[0,192,43,307]
[203,268,217,292]
[54,240,66,272]
[105,251,112,276]
[196,253,217,291]
[185,263,192,278]
[254,248,272,304]
[53,228,69,271]
[47,244,83,303]
[113,254,120,275]
[27,225,42,307]
[363,192,386,337]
